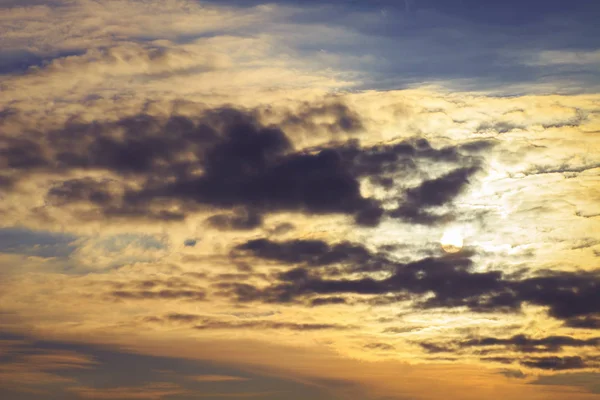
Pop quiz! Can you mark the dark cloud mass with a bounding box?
[421,334,600,355]
[47,177,115,206]
[460,334,600,352]
[310,297,348,306]
[521,356,588,371]
[233,238,382,268]
[419,342,453,354]
[389,166,480,224]
[227,238,600,328]
[565,316,600,330]
[404,166,480,207]
[419,335,600,371]
[1,104,489,228]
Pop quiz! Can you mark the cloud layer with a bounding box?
[1,1,600,399]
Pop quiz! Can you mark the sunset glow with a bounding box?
[1,1,599,399]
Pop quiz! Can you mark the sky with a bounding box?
[0,0,599,399]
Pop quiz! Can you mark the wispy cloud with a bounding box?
[191,374,250,382]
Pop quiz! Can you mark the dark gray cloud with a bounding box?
[212,282,268,303]
[520,356,588,371]
[224,238,600,326]
[404,166,480,207]
[219,252,491,304]
[420,334,600,354]
[419,335,600,371]
[2,107,372,223]
[46,177,115,207]
[147,136,380,226]
[564,316,600,330]
[164,313,202,323]
[389,166,480,224]
[310,297,347,307]
[419,343,452,354]
[512,271,600,320]
[459,334,600,352]
[2,104,489,228]
[387,205,446,226]
[184,239,197,247]
[233,238,384,269]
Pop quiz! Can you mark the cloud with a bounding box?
[419,342,453,354]
[206,208,263,231]
[403,166,480,207]
[458,334,600,353]
[0,1,599,390]
[111,290,206,301]
[390,165,481,225]
[310,297,347,306]
[205,0,600,94]
[364,342,395,351]
[35,43,228,79]
[271,101,364,136]
[68,383,187,400]
[141,313,350,331]
[223,242,600,329]
[564,316,600,330]
[18,350,98,370]
[163,313,203,323]
[191,375,249,382]
[532,372,600,394]
[498,369,527,379]
[193,320,351,331]
[1,101,492,232]
[233,238,380,268]
[0,340,97,392]
[520,356,588,371]
[1,107,385,226]
[420,334,600,354]
[184,239,198,247]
